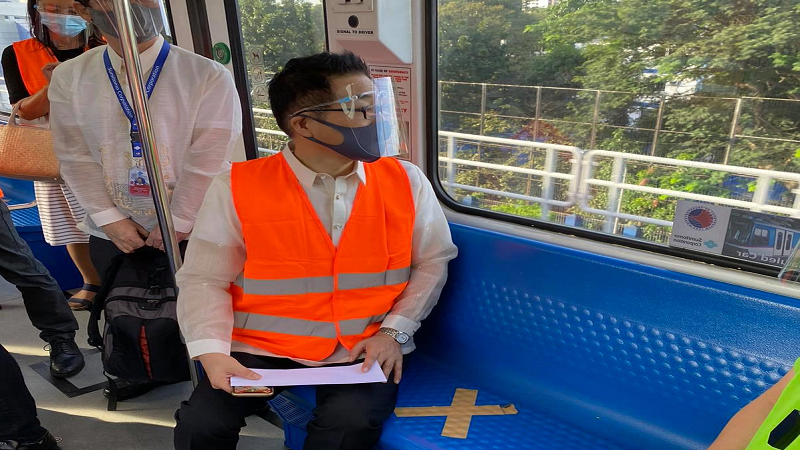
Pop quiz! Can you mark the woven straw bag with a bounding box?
[0,102,60,182]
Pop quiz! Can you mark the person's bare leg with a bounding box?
[66,242,101,310]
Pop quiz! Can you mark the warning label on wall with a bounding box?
[369,65,412,157]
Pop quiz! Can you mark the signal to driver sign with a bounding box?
[670,200,800,267]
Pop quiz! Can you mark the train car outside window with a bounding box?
[237,0,325,158]
[0,0,174,114]
[433,0,800,263]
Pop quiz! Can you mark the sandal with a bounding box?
[68,283,101,311]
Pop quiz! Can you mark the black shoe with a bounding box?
[103,381,161,401]
[46,339,85,378]
[0,432,62,450]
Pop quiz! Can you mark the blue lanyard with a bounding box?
[103,40,170,158]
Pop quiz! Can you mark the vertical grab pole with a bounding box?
[112,0,199,387]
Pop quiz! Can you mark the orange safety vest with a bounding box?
[12,39,58,96]
[230,153,415,361]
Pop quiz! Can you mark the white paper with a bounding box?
[230,361,387,387]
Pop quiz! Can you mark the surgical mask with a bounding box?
[302,117,383,163]
[89,4,164,44]
[39,12,87,38]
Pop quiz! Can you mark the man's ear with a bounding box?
[289,115,314,138]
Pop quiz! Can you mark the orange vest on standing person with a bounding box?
[12,39,58,96]
[229,152,415,361]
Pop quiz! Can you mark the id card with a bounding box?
[129,167,151,197]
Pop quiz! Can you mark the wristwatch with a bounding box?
[379,327,410,345]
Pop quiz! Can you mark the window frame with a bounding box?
[220,0,259,161]
[422,0,782,277]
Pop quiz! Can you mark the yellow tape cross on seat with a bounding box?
[394,388,518,439]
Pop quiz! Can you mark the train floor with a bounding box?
[0,278,287,450]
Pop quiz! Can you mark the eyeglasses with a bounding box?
[294,105,377,121]
[35,4,80,14]
[290,86,379,121]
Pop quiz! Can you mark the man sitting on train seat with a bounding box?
[47,0,242,399]
[708,361,799,449]
[172,51,458,450]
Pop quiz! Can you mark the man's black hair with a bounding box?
[267,51,371,135]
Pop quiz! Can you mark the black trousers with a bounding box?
[173,352,399,450]
[0,201,77,343]
[0,343,47,443]
[88,235,127,283]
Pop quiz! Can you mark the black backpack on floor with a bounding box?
[87,247,190,405]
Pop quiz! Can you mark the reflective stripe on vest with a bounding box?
[12,39,58,96]
[745,357,800,449]
[230,152,415,361]
[233,267,412,295]
[232,312,390,338]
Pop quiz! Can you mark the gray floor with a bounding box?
[0,278,287,450]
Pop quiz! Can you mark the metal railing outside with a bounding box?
[438,81,800,165]
[580,151,800,232]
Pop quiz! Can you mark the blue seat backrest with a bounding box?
[413,223,800,450]
[0,177,36,204]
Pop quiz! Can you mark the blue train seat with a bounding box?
[0,177,83,291]
[270,222,800,450]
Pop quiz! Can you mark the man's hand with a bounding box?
[102,218,149,253]
[197,353,261,392]
[145,226,189,251]
[349,334,403,384]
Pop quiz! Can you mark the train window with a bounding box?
[787,233,794,252]
[236,0,325,157]
[0,1,34,113]
[0,0,174,114]
[434,0,800,260]
[777,231,785,251]
[752,228,769,247]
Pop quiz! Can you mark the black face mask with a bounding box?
[299,116,384,163]
[89,4,163,44]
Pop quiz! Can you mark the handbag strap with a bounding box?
[7,102,50,130]
[8,102,21,127]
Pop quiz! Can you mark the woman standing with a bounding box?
[2,0,102,310]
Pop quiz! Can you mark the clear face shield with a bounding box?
[290,76,408,162]
[35,0,88,50]
[84,0,165,44]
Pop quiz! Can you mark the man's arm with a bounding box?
[176,173,260,390]
[176,173,244,357]
[50,64,150,252]
[707,369,794,449]
[350,163,457,382]
[49,64,125,227]
[167,68,242,234]
[381,162,458,336]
